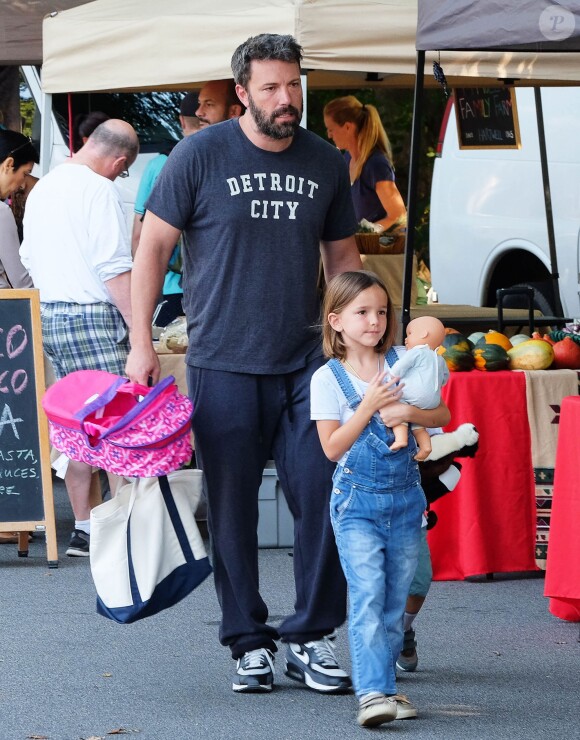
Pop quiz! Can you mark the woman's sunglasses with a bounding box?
[7,136,34,158]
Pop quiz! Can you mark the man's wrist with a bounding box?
[128,327,154,347]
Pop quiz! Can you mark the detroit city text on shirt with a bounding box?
[226,172,319,220]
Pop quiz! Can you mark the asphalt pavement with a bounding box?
[1,476,578,740]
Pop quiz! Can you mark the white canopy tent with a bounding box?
[41,0,580,93]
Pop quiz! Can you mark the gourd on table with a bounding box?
[507,339,555,370]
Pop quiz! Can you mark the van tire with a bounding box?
[499,282,555,317]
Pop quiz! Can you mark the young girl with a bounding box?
[310,271,450,728]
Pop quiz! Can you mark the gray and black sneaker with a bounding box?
[284,636,352,693]
[396,628,418,672]
[232,648,275,693]
[66,529,90,557]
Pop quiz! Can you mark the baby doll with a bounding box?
[388,316,449,460]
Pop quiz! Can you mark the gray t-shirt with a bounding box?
[146,119,357,374]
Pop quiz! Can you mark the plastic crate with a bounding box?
[257,461,293,548]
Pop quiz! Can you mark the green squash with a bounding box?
[439,333,472,353]
[473,344,510,371]
[442,349,475,372]
[474,331,512,351]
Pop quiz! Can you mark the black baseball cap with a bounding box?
[180,92,199,117]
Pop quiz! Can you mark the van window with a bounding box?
[52,92,183,153]
[20,69,184,155]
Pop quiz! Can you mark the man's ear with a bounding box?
[111,155,128,179]
[229,103,243,119]
[235,84,248,109]
[112,155,125,169]
[2,156,14,172]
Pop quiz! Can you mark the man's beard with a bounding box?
[247,92,302,140]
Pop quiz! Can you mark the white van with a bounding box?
[429,87,580,320]
[20,66,184,227]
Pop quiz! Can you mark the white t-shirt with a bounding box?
[310,355,389,424]
[20,163,131,303]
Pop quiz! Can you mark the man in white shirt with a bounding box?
[21,119,139,557]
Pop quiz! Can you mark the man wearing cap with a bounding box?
[131,92,203,324]
[179,92,203,136]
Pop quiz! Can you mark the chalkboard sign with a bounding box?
[0,290,58,566]
[454,87,521,150]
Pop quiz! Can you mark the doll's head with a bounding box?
[405,316,446,351]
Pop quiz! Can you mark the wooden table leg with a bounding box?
[17,531,29,558]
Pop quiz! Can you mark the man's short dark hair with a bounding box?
[231,34,303,88]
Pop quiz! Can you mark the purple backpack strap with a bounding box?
[98,376,177,439]
[73,376,129,422]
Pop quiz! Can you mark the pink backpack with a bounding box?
[42,370,193,477]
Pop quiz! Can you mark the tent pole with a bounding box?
[534,87,564,317]
[40,91,53,176]
[401,50,425,333]
[300,71,308,129]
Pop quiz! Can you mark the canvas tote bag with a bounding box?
[90,469,211,623]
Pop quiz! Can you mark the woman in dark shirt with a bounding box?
[323,95,406,234]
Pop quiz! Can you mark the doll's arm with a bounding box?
[380,398,450,429]
[389,350,418,378]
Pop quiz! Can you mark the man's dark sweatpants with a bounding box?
[187,355,347,659]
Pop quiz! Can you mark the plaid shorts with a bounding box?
[41,302,130,381]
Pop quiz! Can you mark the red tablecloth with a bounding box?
[544,395,580,622]
[428,370,538,580]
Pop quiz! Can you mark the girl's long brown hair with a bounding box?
[322,271,398,360]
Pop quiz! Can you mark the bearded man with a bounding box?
[126,33,362,694]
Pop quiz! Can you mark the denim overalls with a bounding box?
[327,355,426,698]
